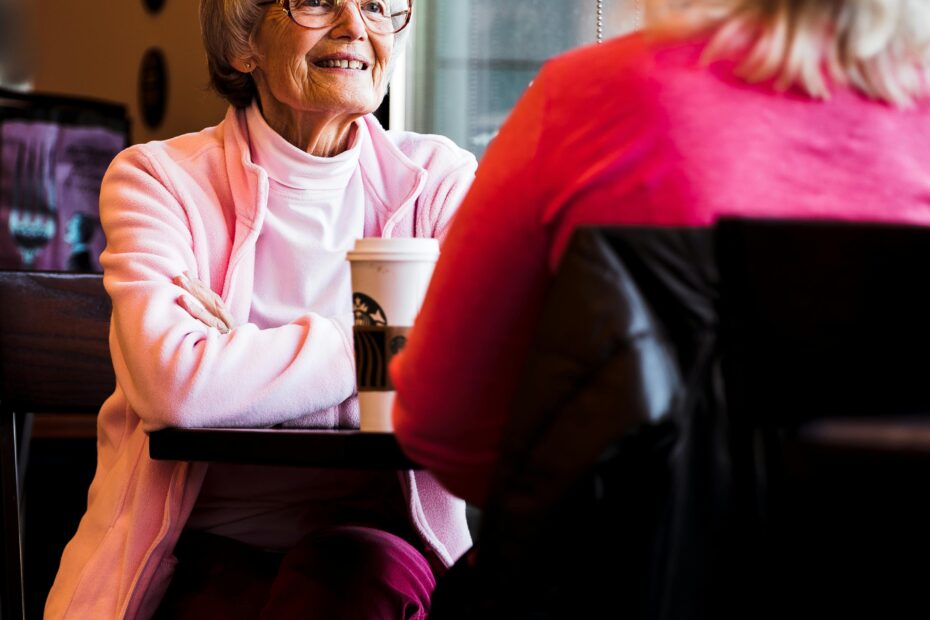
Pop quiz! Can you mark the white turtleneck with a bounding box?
[186,103,407,552]
[247,102,364,328]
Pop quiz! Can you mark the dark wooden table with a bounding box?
[148,427,420,469]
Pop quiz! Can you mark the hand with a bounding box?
[173,271,235,334]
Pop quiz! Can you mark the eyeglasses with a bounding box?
[259,0,413,35]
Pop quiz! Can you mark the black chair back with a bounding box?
[718,219,930,618]
[719,218,930,425]
[430,227,721,619]
[0,271,112,620]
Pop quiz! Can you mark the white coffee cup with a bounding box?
[347,238,440,432]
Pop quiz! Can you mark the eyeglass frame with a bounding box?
[256,0,414,35]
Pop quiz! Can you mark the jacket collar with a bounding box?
[221,105,426,233]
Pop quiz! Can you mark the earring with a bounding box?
[244,62,252,71]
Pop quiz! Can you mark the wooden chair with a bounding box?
[0,271,113,620]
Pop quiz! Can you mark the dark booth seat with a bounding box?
[718,218,930,619]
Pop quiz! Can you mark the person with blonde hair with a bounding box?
[46,0,476,617]
[391,0,930,506]
[653,0,930,105]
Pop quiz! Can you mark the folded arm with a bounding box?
[100,147,356,431]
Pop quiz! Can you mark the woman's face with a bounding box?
[250,2,394,121]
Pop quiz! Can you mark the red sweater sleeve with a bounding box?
[390,67,555,507]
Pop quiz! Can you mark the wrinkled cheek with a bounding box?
[373,64,390,93]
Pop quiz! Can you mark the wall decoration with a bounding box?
[143,0,166,15]
[138,48,168,129]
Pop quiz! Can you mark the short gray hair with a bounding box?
[200,0,412,109]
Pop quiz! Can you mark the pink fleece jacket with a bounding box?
[45,107,477,619]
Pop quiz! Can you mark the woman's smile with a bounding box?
[313,54,371,71]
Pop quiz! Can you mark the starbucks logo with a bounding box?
[353,293,387,326]
[354,325,411,391]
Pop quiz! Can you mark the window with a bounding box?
[399,0,643,157]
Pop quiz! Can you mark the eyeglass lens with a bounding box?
[286,0,412,33]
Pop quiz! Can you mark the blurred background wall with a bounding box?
[11,0,227,143]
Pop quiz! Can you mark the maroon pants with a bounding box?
[154,526,436,619]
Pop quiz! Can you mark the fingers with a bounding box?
[173,272,235,333]
[212,298,236,332]
[178,294,230,334]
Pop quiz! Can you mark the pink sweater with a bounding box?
[46,107,477,619]
[391,33,930,507]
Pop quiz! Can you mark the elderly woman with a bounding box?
[46,0,476,618]
[391,0,930,507]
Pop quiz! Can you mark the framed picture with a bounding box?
[143,0,166,15]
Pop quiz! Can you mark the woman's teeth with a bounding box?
[317,59,367,70]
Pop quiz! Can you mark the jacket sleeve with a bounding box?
[390,67,554,507]
[100,146,356,432]
[419,145,478,242]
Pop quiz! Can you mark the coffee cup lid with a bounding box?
[347,237,440,262]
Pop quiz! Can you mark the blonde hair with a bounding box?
[647,0,930,107]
